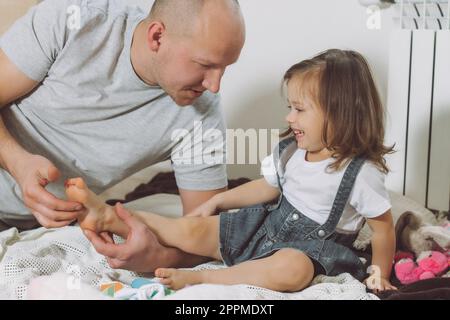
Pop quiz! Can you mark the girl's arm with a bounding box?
[216,178,280,210]
[187,178,280,217]
[364,209,398,292]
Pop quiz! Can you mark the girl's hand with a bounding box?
[364,275,398,293]
[186,195,223,217]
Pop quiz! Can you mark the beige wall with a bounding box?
[1,0,396,181]
[0,0,38,35]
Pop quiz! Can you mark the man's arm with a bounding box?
[0,49,83,227]
[0,49,38,170]
[0,49,38,108]
[179,187,227,215]
[0,48,39,172]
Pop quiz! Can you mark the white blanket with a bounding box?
[0,162,381,300]
[0,225,378,300]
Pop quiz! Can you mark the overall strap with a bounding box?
[313,157,366,239]
[273,137,297,191]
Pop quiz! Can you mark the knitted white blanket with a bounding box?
[0,226,378,300]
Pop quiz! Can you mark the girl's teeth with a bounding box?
[293,129,305,140]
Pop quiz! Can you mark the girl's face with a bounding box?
[285,77,327,154]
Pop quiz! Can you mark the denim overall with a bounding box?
[219,137,368,281]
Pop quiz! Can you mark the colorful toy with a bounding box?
[99,278,175,299]
[100,281,124,297]
[394,250,449,285]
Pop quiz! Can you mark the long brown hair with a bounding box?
[281,49,394,173]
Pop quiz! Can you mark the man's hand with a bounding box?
[12,153,83,228]
[83,203,167,272]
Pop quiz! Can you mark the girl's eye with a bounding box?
[287,106,303,112]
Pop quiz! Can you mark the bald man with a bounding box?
[0,0,245,271]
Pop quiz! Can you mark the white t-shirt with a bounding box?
[261,149,391,233]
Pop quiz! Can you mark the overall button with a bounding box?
[292,213,299,221]
[317,230,326,238]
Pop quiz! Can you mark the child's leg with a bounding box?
[65,178,222,260]
[133,210,222,260]
[155,248,315,292]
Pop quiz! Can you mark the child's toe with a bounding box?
[72,177,86,188]
[159,278,172,286]
[155,268,172,278]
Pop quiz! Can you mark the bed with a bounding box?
[0,161,445,300]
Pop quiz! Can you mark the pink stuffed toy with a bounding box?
[394,250,449,285]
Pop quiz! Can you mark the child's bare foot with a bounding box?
[65,178,116,234]
[155,268,205,290]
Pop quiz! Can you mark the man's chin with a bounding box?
[172,96,198,107]
[177,100,194,106]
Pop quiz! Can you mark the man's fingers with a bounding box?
[27,185,83,212]
[37,164,60,183]
[93,238,127,269]
[83,229,128,259]
[46,165,61,182]
[33,211,75,228]
[106,257,125,269]
[114,203,140,228]
[30,200,81,222]
[38,190,83,212]
[99,232,115,244]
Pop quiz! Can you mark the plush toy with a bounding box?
[394,251,414,263]
[395,211,450,257]
[394,250,449,285]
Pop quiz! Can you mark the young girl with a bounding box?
[66,49,397,293]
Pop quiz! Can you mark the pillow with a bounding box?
[99,161,173,202]
[353,191,437,251]
[125,194,183,219]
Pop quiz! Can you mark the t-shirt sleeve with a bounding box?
[349,162,392,219]
[260,154,279,188]
[0,0,71,81]
[171,94,228,191]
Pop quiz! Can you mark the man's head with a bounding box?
[136,0,245,106]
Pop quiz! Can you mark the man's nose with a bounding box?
[202,68,224,94]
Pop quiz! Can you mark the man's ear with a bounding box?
[147,21,165,52]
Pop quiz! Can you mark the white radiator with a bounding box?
[385,1,450,211]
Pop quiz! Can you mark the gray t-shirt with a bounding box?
[0,0,227,219]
